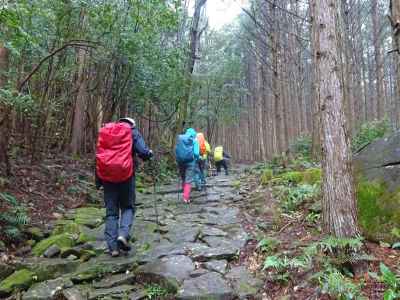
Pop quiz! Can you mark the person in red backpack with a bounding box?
[96,117,152,257]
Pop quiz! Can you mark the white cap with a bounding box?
[119,117,136,128]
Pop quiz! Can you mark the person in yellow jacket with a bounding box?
[214,145,231,176]
[195,133,211,190]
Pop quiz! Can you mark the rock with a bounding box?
[32,233,76,256]
[354,132,400,242]
[225,266,263,299]
[26,227,45,241]
[88,285,137,300]
[129,289,147,300]
[22,277,73,300]
[199,226,228,238]
[189,269,208,278]
[0,262,14,281]
[177,272,233,300]
[165,227,200,243]
[16,258,79,282]
[93,272,136,289]
[66,255,78,261]
[16,246,32,257]
[190,244,239,262]
[0,269,36,297]
[203,260,227,275]
[61,287,86,300]
[136,255,195,290]
[71,254,138,283]
[44,245,61,258]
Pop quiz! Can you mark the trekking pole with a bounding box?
[149,157,161,243]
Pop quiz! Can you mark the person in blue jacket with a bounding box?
[177,128,200,203]
[96,117,152,257]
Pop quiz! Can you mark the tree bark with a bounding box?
[316,0,359,237]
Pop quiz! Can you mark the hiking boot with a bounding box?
[111,250,120,257]
[117,236,132,252]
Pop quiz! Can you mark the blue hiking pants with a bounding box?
[103,176,135,252]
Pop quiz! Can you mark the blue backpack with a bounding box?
[175,134,194,164]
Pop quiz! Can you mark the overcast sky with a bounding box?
[205,0,248,29]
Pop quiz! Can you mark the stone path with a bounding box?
[0,172,262,299]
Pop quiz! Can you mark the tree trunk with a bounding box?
[176,0,207,136]
[70,10,87,155]
[390,0,400,127]
[316,0,359,237]
[0,44,11,175]
[372,0,385,120]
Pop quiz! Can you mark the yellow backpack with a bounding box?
[214,146,223,162]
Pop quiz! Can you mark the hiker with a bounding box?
[195,132,210,190]
[96,117,153,257]
[214,145,231,176]
[175,128,200,203]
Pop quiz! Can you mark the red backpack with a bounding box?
[96,122,134,183]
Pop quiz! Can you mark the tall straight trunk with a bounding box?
[390,0,400,127]
[0,44,11,174]
[70,10,87,155]
[176,0,207,136]
[372,0,385,119]
[310,0,321,159]
[316,0,359,237]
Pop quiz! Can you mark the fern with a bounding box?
[319,267,366,300]
[0,192,29,242]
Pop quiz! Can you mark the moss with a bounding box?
[278,171,303,184]
[260,169,273,185]
[74,207,105,228]
[301,168,321,185]
[0,269,36,296]
[53,220,81,235]
[26,227,45,241]
[32,233,76,256]
[356,179,400,243]
[232,180,241,189]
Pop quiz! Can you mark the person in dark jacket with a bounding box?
[97,117,152,257]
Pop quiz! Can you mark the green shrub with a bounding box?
[290,135,312,158]
[352,120,391,152]
[0,192,30,242]
[279,171,303,184]
[260,169,273,185]
[145,284,169,299]
[302,168,321,185]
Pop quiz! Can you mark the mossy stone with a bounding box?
[356,178,400,243]
[26,227,45,241]
[74,207,105,228]
[53,220,81,235]
[0,269,36,296]
[32,233,76,256]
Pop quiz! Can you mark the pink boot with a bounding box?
[183,183,192,203]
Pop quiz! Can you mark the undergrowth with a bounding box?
[0,192,30,242]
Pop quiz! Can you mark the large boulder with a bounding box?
[354,132,400,243]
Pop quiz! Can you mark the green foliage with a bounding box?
[260,168,273,185]
[305,211,320,224]
[276,184,320,212]
[279,171,303,184]
[369,264,400,300]
[301,168,321,185]
[262,255,310,284]
[257,237,280,254]
[318,267,365,300]
[290,135,312,158]
[352,120,391,152]
[0,192,30,242]
[145,284,169,299]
